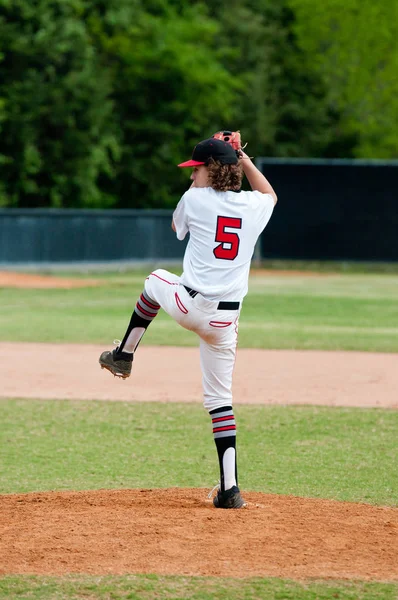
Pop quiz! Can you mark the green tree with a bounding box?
[89,1,241,207]
[0,0,120,207]
[0,0,241,208]
[289,0,398,157]
[202,0,356,158]
[0,0,362,209]
[0,95,7,205]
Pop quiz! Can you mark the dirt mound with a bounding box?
[1,488,397,580]
[0,271,100,289]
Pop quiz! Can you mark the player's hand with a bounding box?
[238,150,250,160]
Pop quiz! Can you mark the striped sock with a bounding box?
[135,290,161,322]
[210,406,237,492]
[119,290,160,353]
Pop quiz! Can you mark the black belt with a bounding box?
[183,286,240,310]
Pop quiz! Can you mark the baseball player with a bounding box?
[99,133,277,508]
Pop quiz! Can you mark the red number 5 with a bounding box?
[213,216,242,260]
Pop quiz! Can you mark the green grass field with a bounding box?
[1,268,398,351]
[1,574,397,600]
[1,400,397,504]
[1,267,397,599]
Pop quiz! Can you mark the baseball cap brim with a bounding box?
[177,160,205,168]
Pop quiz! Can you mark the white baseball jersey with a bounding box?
[173,186,275,302]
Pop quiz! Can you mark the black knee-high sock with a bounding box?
[118,290,160,353]
[210,405,237,492]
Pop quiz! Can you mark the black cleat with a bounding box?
[99,348,133,379]
[213,485,246,509]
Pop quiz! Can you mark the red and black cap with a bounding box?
[178,138,239,168]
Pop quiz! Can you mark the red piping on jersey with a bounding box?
[233,315,239,370]
[175,292,188,314]
[149,272,178,285]
[234,316,239,335]
[209,321,232,328]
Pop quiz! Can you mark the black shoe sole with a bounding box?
[100,363,130,379]
[213,486,246,509]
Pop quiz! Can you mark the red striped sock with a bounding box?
[210,406,237,492]
[119,290,160,352]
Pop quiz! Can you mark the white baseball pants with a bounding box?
[145,269,240,413]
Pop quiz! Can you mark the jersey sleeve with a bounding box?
[172,194,189,240]
[251,191,275,233]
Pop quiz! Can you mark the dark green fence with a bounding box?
[257,158,398,262]
[0,209,186,264]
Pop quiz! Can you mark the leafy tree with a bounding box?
[89,1,241,207]
[200,0,356,158]
[0,0,120,207]
[0,95,7,205]
[0,0,241,207]
[0,0,361,209]
[289,0,398,157]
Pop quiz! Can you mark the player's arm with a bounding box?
[240,151,277,205]
[172,181,194,231]
[171,194,190,240]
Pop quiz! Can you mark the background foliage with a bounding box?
[289,0,398,159]
[0,0,396,208]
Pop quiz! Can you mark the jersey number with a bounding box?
[213,216,242,261]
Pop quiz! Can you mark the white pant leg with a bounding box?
[145,269,239,412]
[199,338,238,412]
[144,269,197,330]
[144,269,180,311]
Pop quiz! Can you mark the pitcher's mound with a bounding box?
[1,488,397,580]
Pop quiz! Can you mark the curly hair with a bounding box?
[206,159,243,192]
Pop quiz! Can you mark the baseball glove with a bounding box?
[212,130,242,152]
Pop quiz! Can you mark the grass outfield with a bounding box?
[1,574,397,600]
[1,399,396,504]
[1,269,398,351]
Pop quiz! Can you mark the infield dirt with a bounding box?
[1,342,397,408]
[1,488,397,580]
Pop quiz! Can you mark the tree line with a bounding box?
[0,0,396,209]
